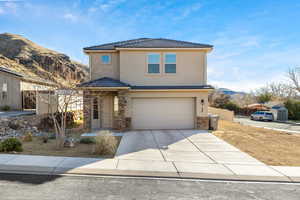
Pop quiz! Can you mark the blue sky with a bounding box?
[0,0,299,91]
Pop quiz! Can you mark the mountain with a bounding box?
[0,33,88,86]
[218,88,247,96]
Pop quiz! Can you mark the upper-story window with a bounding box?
[147,53,160,74]
[164,53,176,73]
[101,55,111,64]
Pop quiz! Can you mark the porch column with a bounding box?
[117,90,130,131]
[83,90,92,130]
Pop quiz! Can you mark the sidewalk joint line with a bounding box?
[150,130,167,162]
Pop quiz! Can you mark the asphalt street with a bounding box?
[0,173,299,200]
[234,117,300,133]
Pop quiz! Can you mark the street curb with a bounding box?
[0,164,299,183]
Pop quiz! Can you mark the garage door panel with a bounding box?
[132,98,194,129]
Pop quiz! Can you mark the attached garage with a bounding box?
[131,97,195,129]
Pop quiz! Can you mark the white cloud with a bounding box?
[175,3,202,20]
[0,1,18,15]
[206,29,300,92]
[63,13,78,22]
[88,0,126,13]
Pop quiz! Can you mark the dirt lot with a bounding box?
[213,120,300,166]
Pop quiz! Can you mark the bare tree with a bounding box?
[268,82,297,99]
[288,67,300,93]
[37,82,85,149]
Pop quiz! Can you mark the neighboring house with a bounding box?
[78,38,214,130]
[0,66,56,111]
[0,67,23,110]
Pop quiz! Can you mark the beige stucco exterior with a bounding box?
[83,47,212,130]
[120,50,207,86]
[90,52,120,80]
[0,71,22,110]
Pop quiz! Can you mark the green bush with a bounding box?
[284,99,300,120]
[0,138,23,152]
[80,137,96,144]
[216,101,241,114]
[1,105,10,111]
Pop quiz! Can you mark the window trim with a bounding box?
[146,53,161,74]
[164,53,177,74]
[101,54,111,64]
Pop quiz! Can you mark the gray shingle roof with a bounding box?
[0,66,23,77]
[77,77,131,88]
[84,38,213,50]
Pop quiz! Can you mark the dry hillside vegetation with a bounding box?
[213,120,300,166]
[0,33,88,86]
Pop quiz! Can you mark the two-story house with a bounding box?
[78,38,214,131]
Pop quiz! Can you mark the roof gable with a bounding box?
[84,38,213,51]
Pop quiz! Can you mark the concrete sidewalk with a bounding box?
[0,129,299,182]
[0,154,299,182]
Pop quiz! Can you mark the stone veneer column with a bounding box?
[196,116,209,130]
[117,90,130,131]
[83,90,92,130]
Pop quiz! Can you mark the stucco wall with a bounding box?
[208,107,234,121]
[126,91,209,118]
[0,71,22,110]
[120,50,207,86]
[90,52,120,80]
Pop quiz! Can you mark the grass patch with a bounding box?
[213,120,300,166]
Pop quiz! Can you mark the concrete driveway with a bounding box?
[234,117,300,134]
[114,130,288,180]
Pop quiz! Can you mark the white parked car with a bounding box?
[250,111,274,121]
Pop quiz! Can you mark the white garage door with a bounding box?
[132,98,195,129]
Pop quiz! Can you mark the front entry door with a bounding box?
[102,96,113,128]
[91,97,101,129]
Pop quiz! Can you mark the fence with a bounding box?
[208,107,234,121]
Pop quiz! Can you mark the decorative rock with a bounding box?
[64,138,75,148]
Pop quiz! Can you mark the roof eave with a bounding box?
[115,47,213,51]
[83,49,118,54]
[77,86,130,90]
[130,88,214,92]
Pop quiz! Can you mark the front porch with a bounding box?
[83,90,130,131]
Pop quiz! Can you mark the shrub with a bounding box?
[23,132,33,142]
[1,105,10,111]
[0,138,23,152]
[38,112,75,131]
[80,137,96,144]
[284,99,300,120]
[222,102,241,114]
[93,133,118,155]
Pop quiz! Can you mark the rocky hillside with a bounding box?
[0,33,88,86]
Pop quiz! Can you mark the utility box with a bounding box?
[209,114,219,130]
[271,105,288,121]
